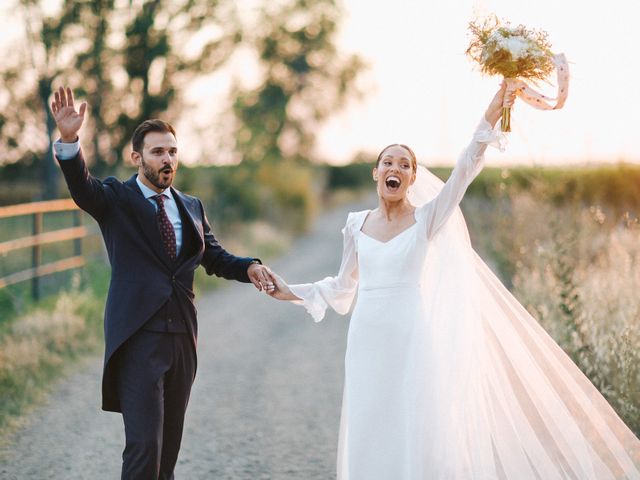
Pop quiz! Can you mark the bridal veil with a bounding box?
[409,165,640,479]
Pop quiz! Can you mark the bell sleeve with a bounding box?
[289,212,360,322]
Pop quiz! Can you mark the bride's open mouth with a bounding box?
[385,175,401,193]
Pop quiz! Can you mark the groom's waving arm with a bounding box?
[51,86,110,221]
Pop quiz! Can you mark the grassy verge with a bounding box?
[464,188,640,437]
[0,261,109,444]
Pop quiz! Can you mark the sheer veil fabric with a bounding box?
[290,122,640,478]
[406,166,640,479]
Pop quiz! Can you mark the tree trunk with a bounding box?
[39,78,59,200]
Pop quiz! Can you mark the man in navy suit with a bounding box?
[51,86,276,479]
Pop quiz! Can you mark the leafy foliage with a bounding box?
[0,0,242,178]
[232,0,365,165]
[0,0,364,233]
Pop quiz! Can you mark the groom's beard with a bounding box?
[141,157,176,190]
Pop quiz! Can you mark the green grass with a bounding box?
[0,261,109,443]
[0,198,105,441]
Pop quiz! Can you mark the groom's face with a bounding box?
[132,131,179,192]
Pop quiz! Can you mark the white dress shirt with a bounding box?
[135,176,183,256]
[54,139,183,255]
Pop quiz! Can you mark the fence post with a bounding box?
[73,210,82,257]
[32,211,43,300]
[73,209,83,286]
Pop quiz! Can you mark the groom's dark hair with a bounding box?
[132,119,177,153]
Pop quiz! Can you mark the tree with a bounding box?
[86,0,243,172]
[0,0,92,199]
[0,0,243,190]
[232,0,365,165]
[218,0,365,231]
[0,0,365,226]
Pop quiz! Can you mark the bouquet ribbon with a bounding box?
[506,53,569,111]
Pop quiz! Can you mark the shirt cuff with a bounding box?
[53,139,81,160]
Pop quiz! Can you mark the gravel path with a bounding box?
[0,199,372,480]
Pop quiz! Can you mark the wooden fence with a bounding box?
[0,199,89,300]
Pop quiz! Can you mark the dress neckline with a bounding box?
[359,209,418,245]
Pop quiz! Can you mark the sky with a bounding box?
[2,0,639,167]
[314,0,640,166]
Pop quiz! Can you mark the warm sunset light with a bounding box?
[316,0,640,166]
[2,3,640,478]
[2,1,637,166]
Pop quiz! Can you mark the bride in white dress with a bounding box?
[268,84,640,479]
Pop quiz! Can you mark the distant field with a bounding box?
[328,162,640,214]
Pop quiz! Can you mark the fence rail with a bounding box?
[0,198,88,299]
[0,198,81,217]
[0,226,88,255]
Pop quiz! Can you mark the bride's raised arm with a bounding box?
[419,83,514,239]
[269,211,363,322]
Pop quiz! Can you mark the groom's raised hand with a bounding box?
[50,86,87,143]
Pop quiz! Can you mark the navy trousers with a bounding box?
[116,329,195,480]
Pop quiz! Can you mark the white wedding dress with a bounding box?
[289,118,640,480]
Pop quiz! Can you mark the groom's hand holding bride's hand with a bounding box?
[248,263,277,293]
[247,264,299,301]
[264,273,300,301]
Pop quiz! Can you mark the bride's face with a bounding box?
[373,145,417,201]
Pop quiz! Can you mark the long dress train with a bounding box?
[289,118,640,479]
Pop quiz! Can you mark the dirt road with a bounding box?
[1,200,372,479]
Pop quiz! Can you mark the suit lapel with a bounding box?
[172,187,204,253]
[124,175,173,268]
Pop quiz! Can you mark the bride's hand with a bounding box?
[484,81,517,127]
[266,273,301,301]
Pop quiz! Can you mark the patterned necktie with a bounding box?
[152,194,177,260]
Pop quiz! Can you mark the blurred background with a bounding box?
[0,0,639,444]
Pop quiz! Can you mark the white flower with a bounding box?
[507,36,532,59]
[488,30,505,43]
[487,31,530,59]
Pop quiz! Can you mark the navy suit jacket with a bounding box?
[58,151,256,412]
